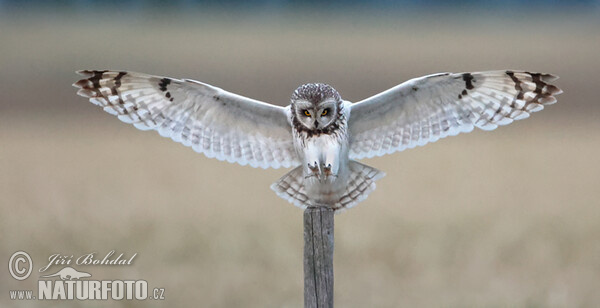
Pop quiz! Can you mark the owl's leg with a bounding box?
[304,145,323,179]
[322,163,332,176]
[323,145,340,178]
[307,161,322,177]
[304,139,340,181]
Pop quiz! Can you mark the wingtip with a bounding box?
[72,79,92,89]
[76,88,96,98]
[545,84,563,95]
[76,70,94,77]
[541,73,559,82]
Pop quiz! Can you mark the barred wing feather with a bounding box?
[74,70,299,169]
[348,70,562,159]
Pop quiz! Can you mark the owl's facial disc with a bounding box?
[291,83,342,133]
[293,98,338,131]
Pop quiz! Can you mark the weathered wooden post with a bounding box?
[303,206,334,308]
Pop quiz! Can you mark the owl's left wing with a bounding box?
[348,70,562,159]
[74,70,299,169]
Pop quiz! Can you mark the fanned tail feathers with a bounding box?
[335,161,385,212]
[271,161,384,213]
[270,166,309,208]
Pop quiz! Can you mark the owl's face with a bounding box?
[291,83,343,135]
[293,98,338,130]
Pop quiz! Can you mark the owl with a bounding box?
[74,70,561,212]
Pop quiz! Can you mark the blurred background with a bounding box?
[1,1,599,307]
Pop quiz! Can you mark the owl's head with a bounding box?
[291,83,342,134]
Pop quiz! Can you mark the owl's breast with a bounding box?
[295,132,348,167]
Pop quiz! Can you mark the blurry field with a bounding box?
[1,9,600,307]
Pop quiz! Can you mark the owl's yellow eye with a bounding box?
[321,109,328,116]
[304,110,311,117]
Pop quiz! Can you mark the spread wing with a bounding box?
[74,70,299,169]
[348,70,562,159]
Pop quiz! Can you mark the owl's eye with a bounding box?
[321,109,330,116]
[303,110,311,117]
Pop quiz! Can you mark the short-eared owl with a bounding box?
[74,70,561,212]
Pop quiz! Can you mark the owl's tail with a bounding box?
[270,161,385,213]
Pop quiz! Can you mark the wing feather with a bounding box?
[74,70,299,169]
[348,70,562,159]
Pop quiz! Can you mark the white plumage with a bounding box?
[75,70,297,169]
[74,70,561,212]
[348,71,561,159]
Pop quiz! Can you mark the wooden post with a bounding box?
[303,206,334,308]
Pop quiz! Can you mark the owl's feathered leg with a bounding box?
[304,138,342,181]
[307,161,322,180]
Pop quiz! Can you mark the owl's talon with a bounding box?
[308,161,321,174]
[323,164,333,176]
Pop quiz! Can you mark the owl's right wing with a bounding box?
[74,70,299,169]
[348,70,562,159]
